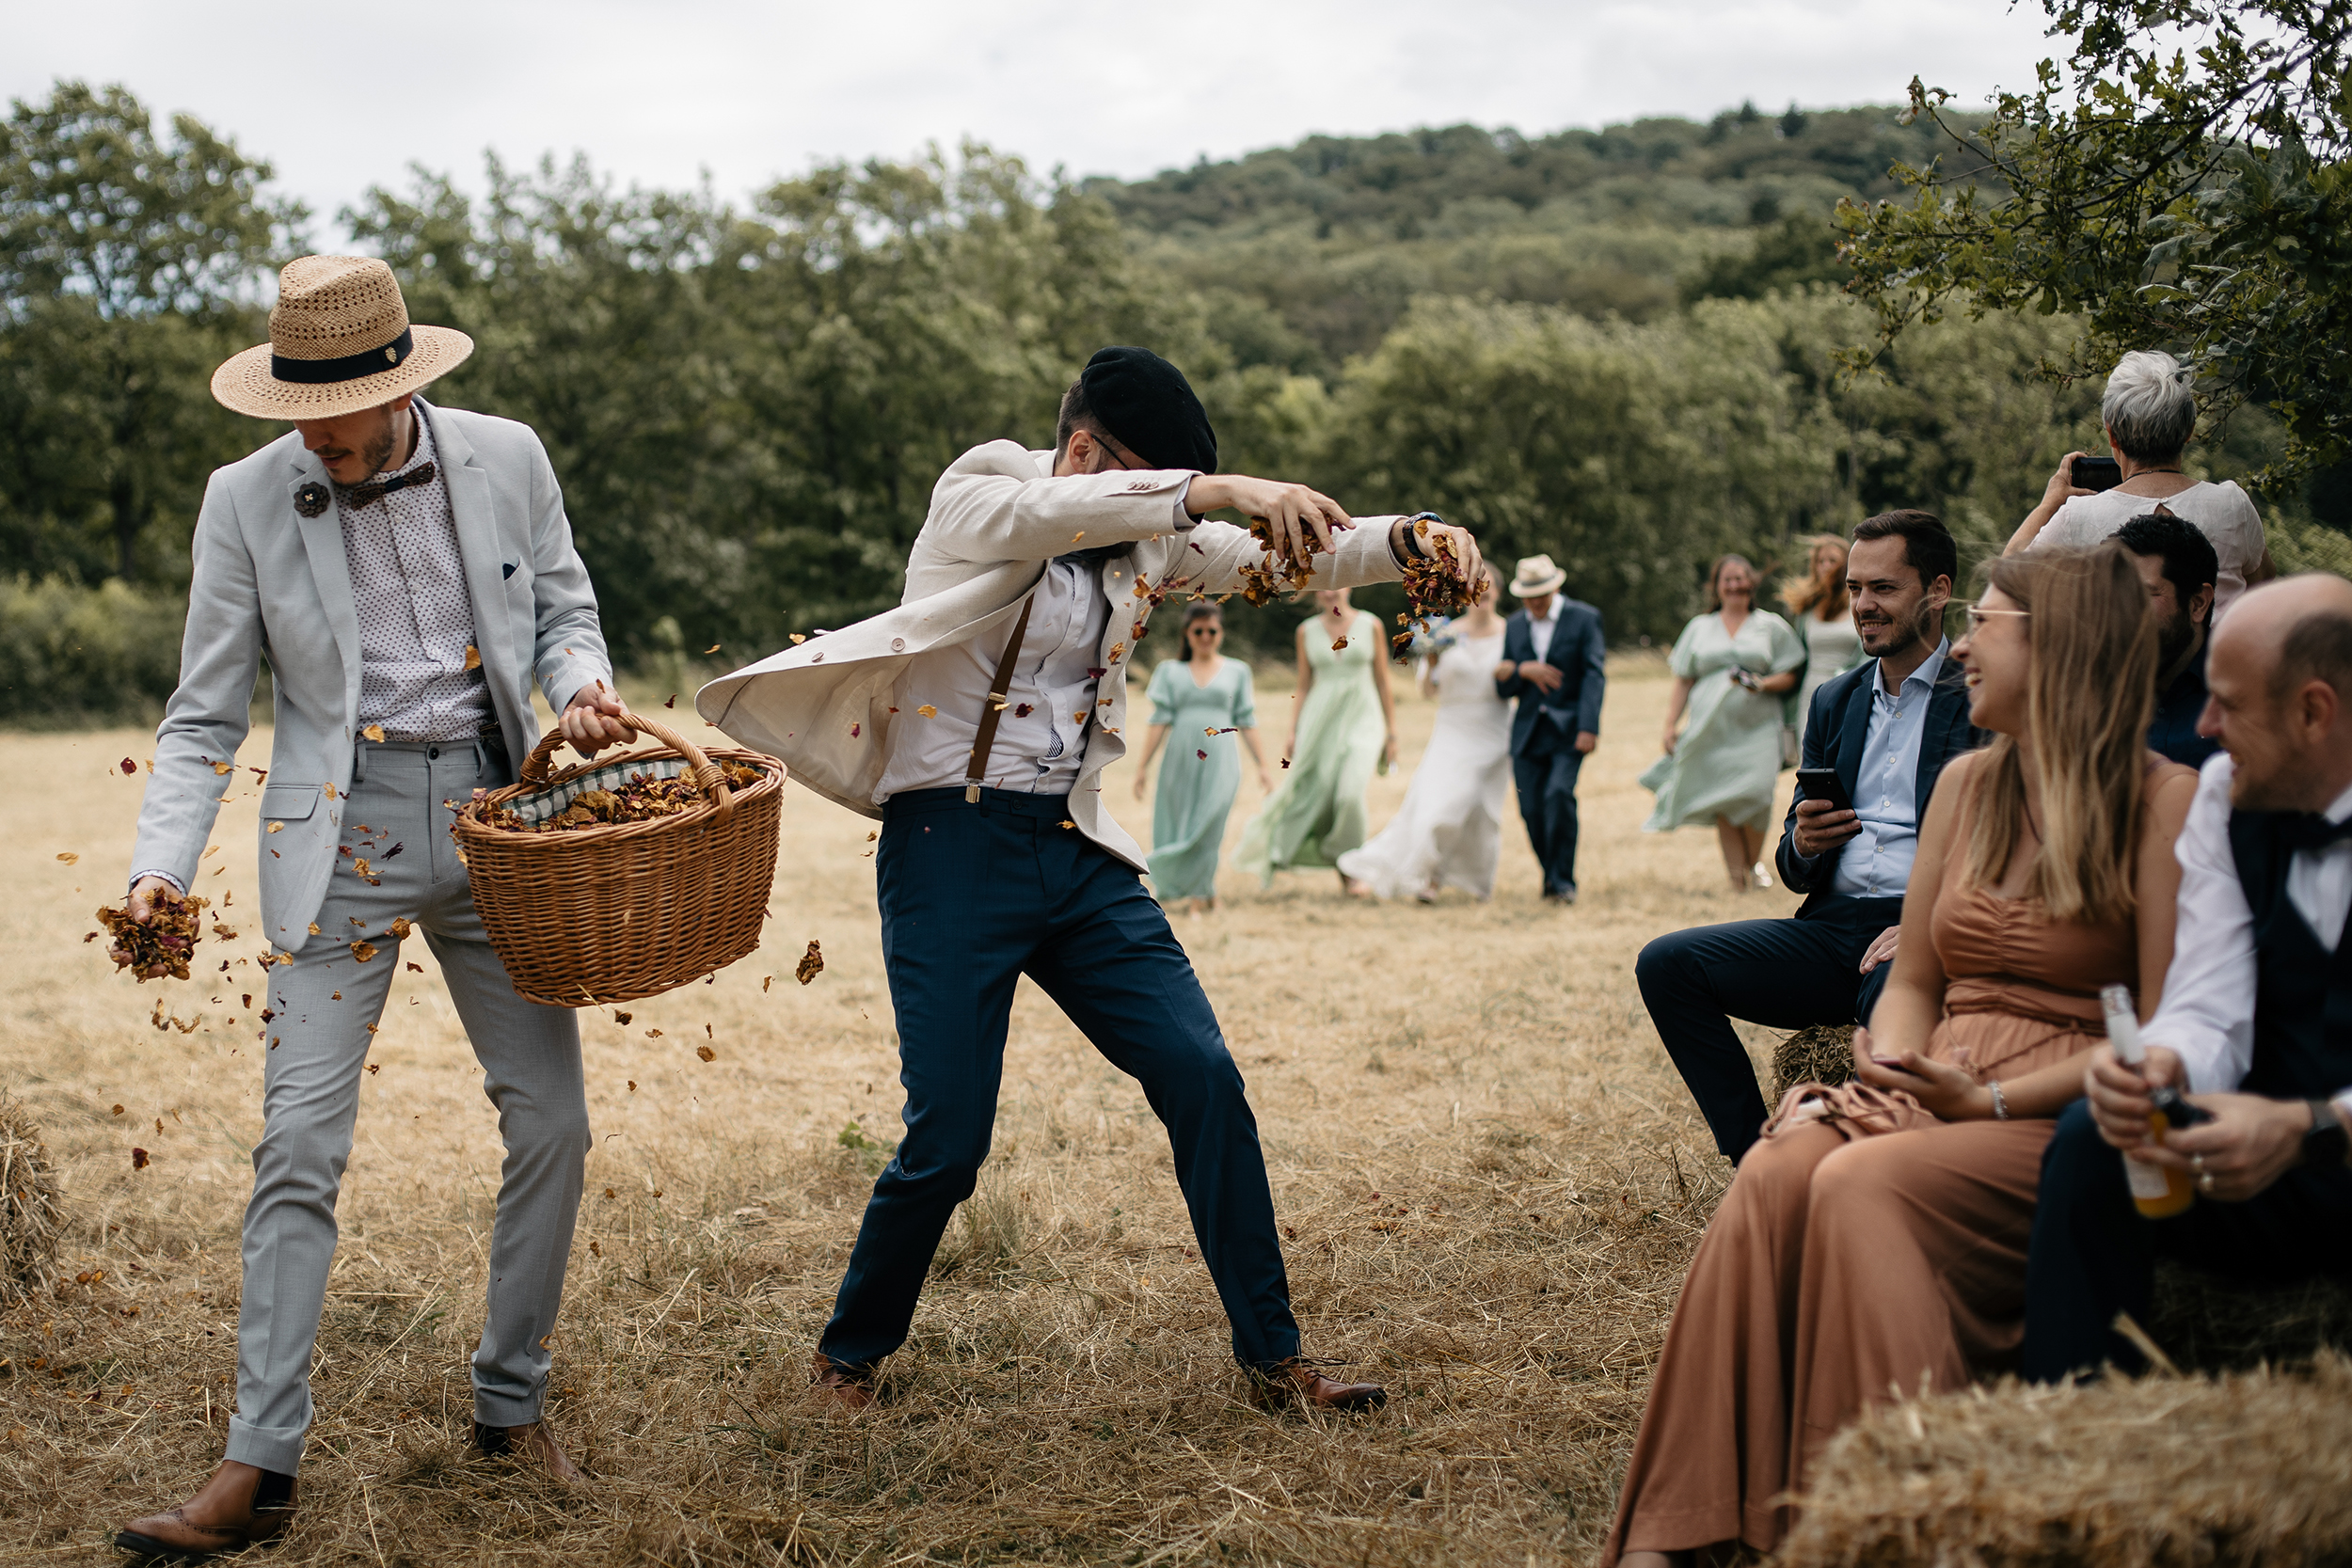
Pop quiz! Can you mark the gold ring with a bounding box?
[2191,1153,2205,1171]
[2199,1171,2217,1194]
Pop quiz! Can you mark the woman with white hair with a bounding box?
[2006,349,2274,617]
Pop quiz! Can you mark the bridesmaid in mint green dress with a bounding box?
[1131,604,1271,911]
[1639,555,1805,892]
[1237,587,1397,891]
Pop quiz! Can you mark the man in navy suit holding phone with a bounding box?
[1636,512,1982,1161]
[1494,555,1607,903]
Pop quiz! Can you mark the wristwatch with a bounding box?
[2305,1099,2349,1168]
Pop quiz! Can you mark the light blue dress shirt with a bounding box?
[1829,641,1949,899]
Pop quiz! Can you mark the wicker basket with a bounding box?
[453,712,787,1006]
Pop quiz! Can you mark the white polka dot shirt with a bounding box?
[336,412,497,741]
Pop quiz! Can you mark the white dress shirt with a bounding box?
[1829,641,1949,899]
[334,412,497,741]
[1525,607,1559,661]
[2147,755,2352,1093]
[874,554,1116,800]
[873,488,1197,801]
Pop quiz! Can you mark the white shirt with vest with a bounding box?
[2148,753,2352,1102]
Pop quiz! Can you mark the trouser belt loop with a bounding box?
[353,736,370,785]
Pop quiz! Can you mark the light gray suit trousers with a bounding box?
[229,736,589,1474]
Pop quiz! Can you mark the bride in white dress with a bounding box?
[1337,574,1513,901]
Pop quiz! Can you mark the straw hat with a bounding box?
[1508,554,1567,597]
[211,256,472,420]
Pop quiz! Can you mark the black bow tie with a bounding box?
[342,461,436,508]
[2284,812,2352,853]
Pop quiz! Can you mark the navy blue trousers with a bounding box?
[1634,896,1904,1162]
[818,786,1301,1372]
[1512,742,1585,898]
[2021,1100,2352,1381]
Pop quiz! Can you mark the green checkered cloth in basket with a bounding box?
[501,757,695,825]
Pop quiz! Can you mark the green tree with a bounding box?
[1838,0,2352,476]
[0,81,301,581]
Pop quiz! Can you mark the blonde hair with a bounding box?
[1778,534,1851,620]
[1961,544,2158,925]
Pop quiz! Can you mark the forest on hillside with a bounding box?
[3,83,2345,720]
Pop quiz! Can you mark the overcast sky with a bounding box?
[10,0,2058,229]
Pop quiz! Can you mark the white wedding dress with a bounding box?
[1337,629,1513,900]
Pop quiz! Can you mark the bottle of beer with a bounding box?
[2101,983,2195,1219]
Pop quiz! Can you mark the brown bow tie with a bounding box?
[343,461,437,508]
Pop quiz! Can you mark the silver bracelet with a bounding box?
[1989,1080,2010,1121]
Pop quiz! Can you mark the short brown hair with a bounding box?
[2278,602,2352,702]
[1851,509,1958,591]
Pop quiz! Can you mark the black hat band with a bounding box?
[272,327,414,386]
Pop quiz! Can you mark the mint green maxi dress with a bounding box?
[1638,609,1806,833]
[1237,610,1387,886]
[1143,656,1258,902]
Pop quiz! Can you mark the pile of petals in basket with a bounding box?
[96,890,210,980]
[481,760,768,833]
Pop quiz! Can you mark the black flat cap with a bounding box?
[1079,346,1217,474]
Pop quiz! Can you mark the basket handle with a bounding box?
[519,709,735,823]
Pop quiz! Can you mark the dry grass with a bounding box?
[0,660,1829,1565]
[1781,1354,2352,1567]
[0,1092,65,1306]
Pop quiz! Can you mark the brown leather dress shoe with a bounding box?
[1254,1358,1388,1413]
[116,1460,296,1560]
[809,1351,876,1411]
[471,1419,583,1482]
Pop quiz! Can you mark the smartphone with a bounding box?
[1795,767,1853,815]
[2071,454,2123,492]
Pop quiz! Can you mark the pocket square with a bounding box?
[502,562,516,579]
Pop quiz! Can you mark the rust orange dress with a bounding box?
[1602,805,2142,1564]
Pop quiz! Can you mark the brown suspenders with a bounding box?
[963,595,1036,803]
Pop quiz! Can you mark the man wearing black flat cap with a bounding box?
[704,346,1481,1413]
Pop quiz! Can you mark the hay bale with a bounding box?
[0,1092,65,1304]
[1780,1354,2352,1567]
[2148,1258,2352,1372]
[1772,1024,1857,1102]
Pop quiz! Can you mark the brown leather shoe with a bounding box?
[809,1351,876,1411]
[115,1460,296,1559]
[1253,1358,1388,1413]
[470,1419,583,1482]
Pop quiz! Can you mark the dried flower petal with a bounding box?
[56,851,77,864]
[464,644,482,671]
[696,1045,716,1062]
[131,1148,149,1170]
[362,724,386,743]
[916,705,938,719]
[795,940,824,985]
[350,941,379,962]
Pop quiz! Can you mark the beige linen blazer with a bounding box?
[130,399,612,947]
[697,440,1406,869]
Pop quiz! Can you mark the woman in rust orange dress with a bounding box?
[1607,543,2201,1567]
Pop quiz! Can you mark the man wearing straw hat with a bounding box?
[112,256,629,1555]
[701,345,1483,1413]
[1492,553,1606,904]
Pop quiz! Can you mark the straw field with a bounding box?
[0,657,1802,1565]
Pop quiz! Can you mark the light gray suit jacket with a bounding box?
[697,440,1404,870]
[132,399,612,947]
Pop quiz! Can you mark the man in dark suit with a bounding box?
[1636,511,1982,1161]
[1493,554,1608,902]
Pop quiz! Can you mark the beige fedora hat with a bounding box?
[1508,554,1567,597]
[211,255,472,420]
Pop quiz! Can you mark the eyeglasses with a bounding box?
[1963,605,2031,632]
[1187,626,1220,636]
